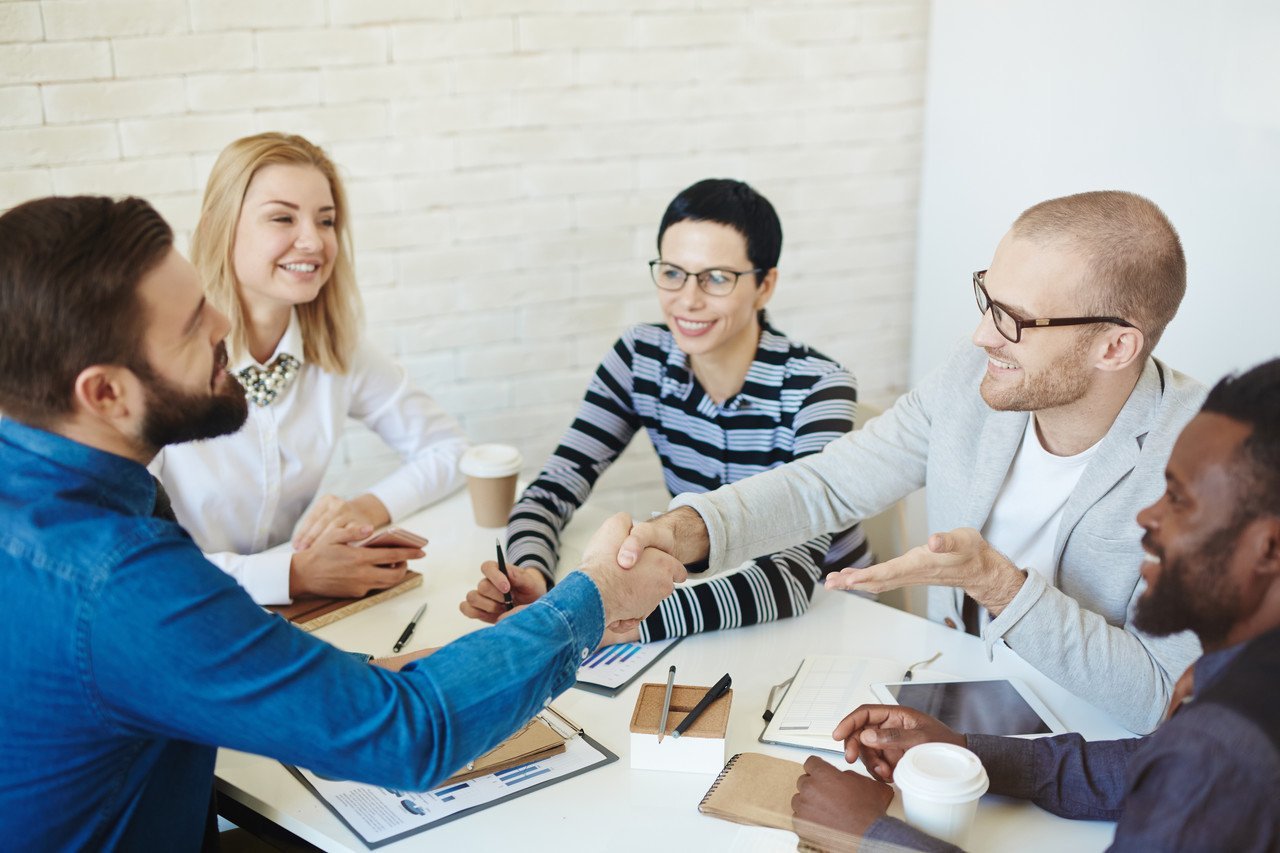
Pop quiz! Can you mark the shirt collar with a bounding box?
[232,309,306,373]
[659,323,786,414]
[1192,638,1252,695]
[0,418,156,517]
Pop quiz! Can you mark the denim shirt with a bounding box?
[0,420,604,851]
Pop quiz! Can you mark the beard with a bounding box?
[135,343,249,452]
[1133,521,1247,647]
[979,331,1095,412]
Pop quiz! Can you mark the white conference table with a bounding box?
[215,488,1125,852]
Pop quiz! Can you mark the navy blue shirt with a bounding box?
[0,420,604,850]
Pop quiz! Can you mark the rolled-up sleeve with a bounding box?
[89,530,604,792]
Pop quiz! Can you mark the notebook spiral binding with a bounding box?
[697,752,742,812]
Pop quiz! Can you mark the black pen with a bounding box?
[391,603,427,654]
[495,539,514,611]
[672,673,731,739]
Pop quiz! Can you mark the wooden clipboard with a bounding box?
[266,570,423,632]
[442,716,567,784]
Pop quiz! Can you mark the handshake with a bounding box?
[460,508,710,634]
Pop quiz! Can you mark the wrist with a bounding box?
[667,506,709,564]
[975,555,1025,616]
[351,493,391,527]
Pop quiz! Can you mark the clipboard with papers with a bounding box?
[287,706,617,849]
[758,655,907,753]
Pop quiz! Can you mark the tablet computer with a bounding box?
[870,678,1065,736]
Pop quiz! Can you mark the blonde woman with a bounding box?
[153,133,467,605]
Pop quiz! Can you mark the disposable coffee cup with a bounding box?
[893,742,989,848]
[459,444,523,528]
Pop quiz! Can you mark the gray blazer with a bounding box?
[673,342,1206,733]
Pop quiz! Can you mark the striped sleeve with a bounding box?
[639,363,872,642]
[505,333,642,586]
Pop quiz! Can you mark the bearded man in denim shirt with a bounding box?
[0,196,684,850]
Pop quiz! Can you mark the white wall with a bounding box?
[0,0,929,504]
[911,0,1280,386]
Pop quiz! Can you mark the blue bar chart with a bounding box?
[575,637,681,692]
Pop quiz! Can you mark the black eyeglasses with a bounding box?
[973,270,1137,344]
[649,260,762,297]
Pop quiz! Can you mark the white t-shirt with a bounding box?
[981,414,1101,587]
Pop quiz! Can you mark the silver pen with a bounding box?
[658,665,676,744]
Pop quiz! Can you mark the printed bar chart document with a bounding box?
[287,709,616,848]
[574,637,682,696]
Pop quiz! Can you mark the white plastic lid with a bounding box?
[459,443,523,478]
[894,743,990,803]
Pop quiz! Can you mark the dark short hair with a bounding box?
[0,196,172,426]
[1201,358,1280,516]
[1012,191,1185,360]
[657,178,783,277]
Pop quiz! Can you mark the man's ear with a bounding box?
[1094,326,1145,373]
[1250,515,1280,578]
[71,365,137,422]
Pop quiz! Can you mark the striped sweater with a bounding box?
[507,322,872,642]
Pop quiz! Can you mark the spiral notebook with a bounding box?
[698,752,806,832]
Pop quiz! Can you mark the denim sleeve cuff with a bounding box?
[864,817,964,852]
[537,570,605,691]
[965,734,1038,798]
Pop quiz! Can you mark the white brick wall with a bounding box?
[0,0,928,508]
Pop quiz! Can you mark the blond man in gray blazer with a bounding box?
[619,191,1205,734]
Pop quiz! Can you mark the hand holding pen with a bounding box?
[458,544,549,624]
[494,539,514,611]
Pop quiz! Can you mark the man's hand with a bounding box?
[459,561,548,624]
[616,506,709,569]
[581,512,685,630]
[791,756,894,851]
[288,521,424,599]
[293,493,390,551]
[824,527,1027,615]
[833,704,965,783]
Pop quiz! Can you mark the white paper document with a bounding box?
[291,733,615,848]
[759,655,903,752]
[574,636,681,693]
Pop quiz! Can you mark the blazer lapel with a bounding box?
[964,409,1028,530]
[1051,358,1164,575]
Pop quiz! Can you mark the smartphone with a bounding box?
[355,527,428,549]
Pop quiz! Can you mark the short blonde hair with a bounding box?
[191,132,362,373]
[1012,190,1185,361]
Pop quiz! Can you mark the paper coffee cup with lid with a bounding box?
[459,444,523,527]
[893,742,989,847]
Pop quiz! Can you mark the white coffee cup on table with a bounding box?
[893,742,989,847]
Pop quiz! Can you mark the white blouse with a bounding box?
[152,311,468,604]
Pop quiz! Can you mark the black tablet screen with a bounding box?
[886,680,1052,735]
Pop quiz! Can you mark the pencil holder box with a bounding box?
[629,682,733,774]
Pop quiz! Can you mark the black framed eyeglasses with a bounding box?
[973,270,1137,344]
[649,260,762,297]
